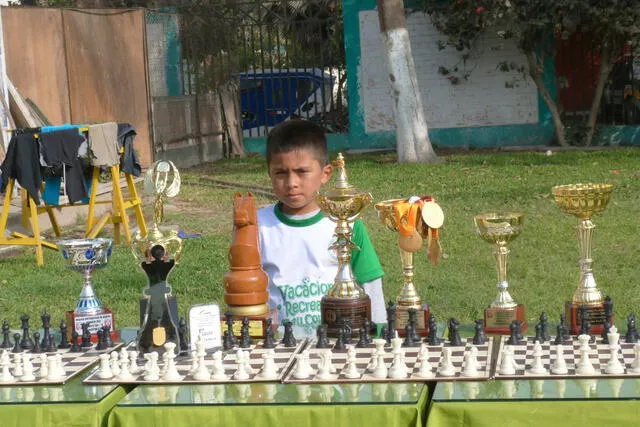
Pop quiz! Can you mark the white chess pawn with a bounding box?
[193,354,211,381]
[575,335,596,375]
[233,356,250,380]
[342,354,361,379]
[461,346,480,378]
[188,351,199,375]
[117,357,134,380]
[0,354,14,382]
[110,351,121,377]
[293,351,312,379]
[38,354,48,380]
[551,344,568,375]
[142,352,160,381]
[257,349,278,380]
[527,342,548,375]
[128,351,141,375]
[13,353,24,379]
[629,343,640,374]
[21,354,35,382]
[211,351,228,381]
[46,355,63,381]
[498,345,516,375]
[416,347,434,379]
[437,347,456,377]
[97,353,114,379]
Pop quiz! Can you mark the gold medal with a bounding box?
[421,201,444,229]
[152,326,166,346]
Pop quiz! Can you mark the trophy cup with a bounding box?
[58,238,117,342]
[222,192,272,338]
[374,197,444,335]
[552,183,613,334]
[474,212,527,334]
[316,153,373,337]
[132,160,184,355]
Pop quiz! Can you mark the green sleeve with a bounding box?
[351,219,385,284]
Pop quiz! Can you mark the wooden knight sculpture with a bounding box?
[222,192,271,337]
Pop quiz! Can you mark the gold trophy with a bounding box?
[316,153,373,337]
[474,212,526,334]
[552,183,613,334]
[374,197,444,335]
[132,160,184,355]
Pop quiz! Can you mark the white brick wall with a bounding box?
[359,10,539,133]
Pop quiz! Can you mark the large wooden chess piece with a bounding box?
[316,153,373,337]
[374,197,444,336]
[132,160,183,355]
[222,192,271,338]
[552,183,614,334]
[474,212,527,335]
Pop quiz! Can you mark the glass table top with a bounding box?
[118,382,426,406]
[432,378,640,402]
[0,367,120,405]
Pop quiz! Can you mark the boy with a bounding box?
[257,120,386,335]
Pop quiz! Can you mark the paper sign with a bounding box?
[188,303,222,351]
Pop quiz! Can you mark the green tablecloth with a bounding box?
[427,379,640,427]
[108,382,430,427]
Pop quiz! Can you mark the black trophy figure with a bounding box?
[138,244,181,356]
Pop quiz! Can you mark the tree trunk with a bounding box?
[585,42,614,146]
[525,51,568,147]
[377,0,441,163]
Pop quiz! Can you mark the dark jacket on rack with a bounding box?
[0,132,42,204]
[39,129,88,204]
[118,123,142,177]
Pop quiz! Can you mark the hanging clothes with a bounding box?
[0,131,42,204]
[39,129,88,204]
[88,122,119,167]
[117,123,141,177]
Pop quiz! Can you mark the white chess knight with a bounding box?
[604,326,625,375]
[97,353,114,379]
[315,350,334,380]
[342,355,361,379]
[630,343,640,374]
[437,347,456,377]
[257,349,278,380]
[499,345,517,375]
[551,344,568,375]
[527,341,548,375]
[461,346,480,378]
[575,334,596,375]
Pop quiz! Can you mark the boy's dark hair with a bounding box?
[266,120,328,166]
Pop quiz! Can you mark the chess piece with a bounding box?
[38,354,48,379]
[341,319,353,345]
[363,320,373,344]
[19,315,34,350]
[13,353,23,379]
[385,301,397,344]
[40,312,51,349]
[258,349,278,380]
[603,296,614,325]
[143,352,160,381]
[601,319,611,344]
[69,331,82,352]
[0,322,10,349]
[224,312,237,348]
[437,347,456,377]
[316,324,330,349]
[539,312,550,342]
[211,351,227,380]
[357,327,368,348]
[0,352,14,382]
[110,351,121,377]
[281,321,296,347]
[58,321,70,349]
[240,317,252,348]
[472,319,487,345]
[117,357,134,380]
[223,331,235,351]
[403,324,416,347]
[31,332,42,353]
[95,329,106,351]
[103,325,114,348]
[407,308,421,343]
[97,354,114,379]
[498,345,516,375]
[129,351,141,375]
[316,350,334,380]
[575,334,595,375]
[178,317,189,353]
[551,344,568,375]
[604,326,624,374]
[626,313,638,344]
[629,343,640,374]
[416,344,434,378]
[162,342,181,381]
[527,341,548,375]
[448,318,463,346]
[426,314,442,345]
[461,346,480,377]
[334,328,346,350]
[11,333,21,353]
[81,323,92,348]
[193,352,211,381]
[20,353,35,382]
[342,354,361,379]
[506,321,523,345]
[534,323,544,344]
[263,321,276,349]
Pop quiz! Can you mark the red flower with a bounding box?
[476,6,485,14]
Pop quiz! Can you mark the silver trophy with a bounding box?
[58,238,112,315]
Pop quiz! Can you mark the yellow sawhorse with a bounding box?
[0,165,147,265]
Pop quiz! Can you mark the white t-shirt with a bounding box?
[258,203,386,335]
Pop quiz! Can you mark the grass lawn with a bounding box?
[1,148,639,330]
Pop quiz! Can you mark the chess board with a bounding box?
[0,343,123,385]
[83,340,307,385]
[494,335,640,380]
[282,337,494,384]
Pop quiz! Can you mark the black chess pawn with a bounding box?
[356,327,369,348]
[70,330,83,352]
[506,320,522,345]
[534,323,544,343]
[11,332,22,353]
[81,324,92,348]
[554,322,566,345]
[263,322,276,349]
[626,313,638,344]
[58,320,70,349]
[385,301,397,340]
[179,317,189,352]
[363,320,373,344]
[19,314,34,350]
[32,332,42,353]
[334,328,346,350]
[426,314,442,346]
[102,325,114,347]
[95,329,107,350]
[448,318,463,346]
[281,321,296,347]
[403,324,418,347]
[240,328,252,349]
[604,296,614,325]
[559,313,570,341]
[45,332,56,353]
[225,313,237,348]
[380,326,390,344]
[539,312,550,342]
[472,319,487,345]
[0,321,11,349]
[515,320,524,341]
[40,311,51,349]
[316,324,330,349]
[601,319,611,344]
[407,308,421,343]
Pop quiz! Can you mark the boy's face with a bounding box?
[268,149,332,215]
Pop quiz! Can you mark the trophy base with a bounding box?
[395,304,430,337]
[321,295,371,338]
[565,301,610,335]
[484,304,527,335]
[66,309,118,343]
[220,309,277,339]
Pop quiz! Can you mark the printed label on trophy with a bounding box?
[219,319,264,337]
[68,311,115,336]
[485,309,517,328]
[189,303,222,350]
[152,327,166,346]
